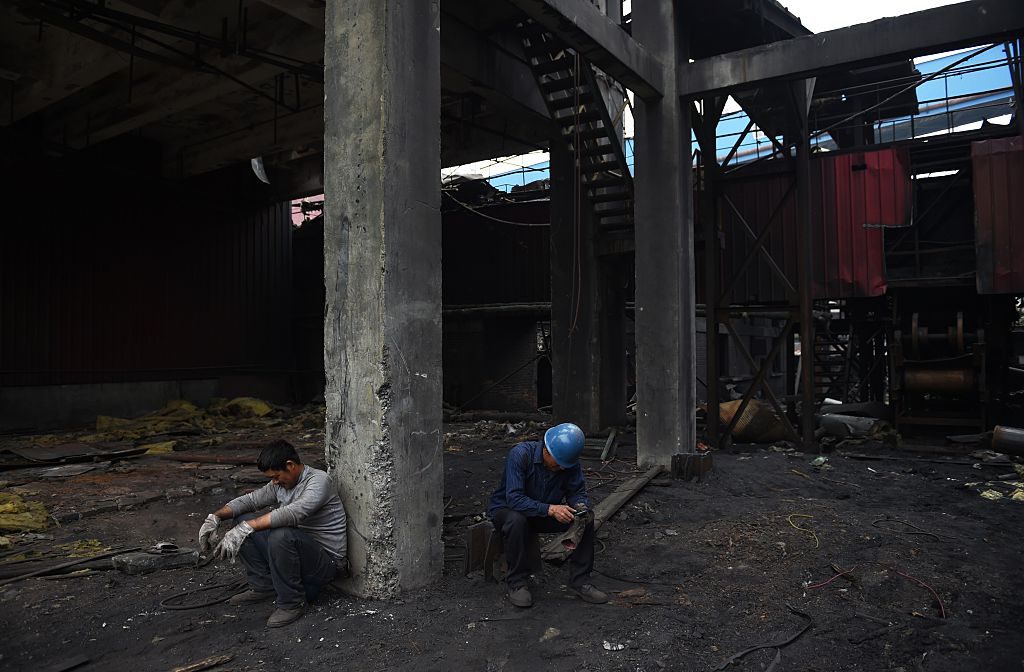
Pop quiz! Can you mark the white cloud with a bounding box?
[780,0,963,33]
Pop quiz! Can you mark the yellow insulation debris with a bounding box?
[141,441,177,455]
[91,398,278,440]
[58,539,108,557]
[0,493,49,532]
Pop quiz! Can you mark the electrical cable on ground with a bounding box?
[787,514,820,549]
[159,577,248,610]
[805,563,947,619]
[713,604,813,671]
[871,516,947,541]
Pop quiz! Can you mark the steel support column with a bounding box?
[694,99,725,447]
[633,0,696,466]
[792,79,818,451]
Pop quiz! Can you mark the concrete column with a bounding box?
[549,141,626,433]
[323,0,442,597]
[633,2,697,466]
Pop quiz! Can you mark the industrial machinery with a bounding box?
[889,288,1016,433]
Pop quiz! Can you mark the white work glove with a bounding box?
[197,514,221,553]
[214,521,254,562]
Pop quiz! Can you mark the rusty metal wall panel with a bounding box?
[973,136,1024,295]
[0,184,293,388]
[718,147,908,303]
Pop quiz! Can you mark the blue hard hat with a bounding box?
[544,423,586,468]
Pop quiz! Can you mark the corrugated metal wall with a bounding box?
[716,147,910,303]
[973,136,1024,295]
[1,160,293,387]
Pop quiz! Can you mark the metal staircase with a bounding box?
[517,20,634,241]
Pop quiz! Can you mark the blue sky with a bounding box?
[483,2,1016,192]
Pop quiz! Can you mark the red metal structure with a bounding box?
[716,147,911,304]
[973,136,1024,295]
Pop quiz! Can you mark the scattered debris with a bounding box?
[602,641,626,651]
[820,401,890,420]
[809,456,829,468]
[539,627,560,642]
[818,414,891,440]
[0,547,139,587]
[979,490,1003,501]
[717,400,789,443]
[59,539,108,557]
[0,493,49,532]
[112,546,199,575]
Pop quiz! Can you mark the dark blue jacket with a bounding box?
[488,441,590,518]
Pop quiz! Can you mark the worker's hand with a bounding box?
[213,521,254,562]
[548,504,576,524]
[198,514,221,553]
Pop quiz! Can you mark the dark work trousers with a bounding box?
[235,513,340,608]
[491,508,595,589]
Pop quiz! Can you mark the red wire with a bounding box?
[806,564,861,590]
[806,563,947,618]
[895,570,947,619]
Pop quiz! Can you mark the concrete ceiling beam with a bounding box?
[440,14,549,121]
[677,0,1024,98]
[2,0,237,124]
[44,17,319,150]
[164,101,322,178]
[255,0,324,30]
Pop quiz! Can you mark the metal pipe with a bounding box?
[903,369,975,393]
[993,425,1024,457]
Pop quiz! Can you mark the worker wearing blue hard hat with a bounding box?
[487,422,608,608]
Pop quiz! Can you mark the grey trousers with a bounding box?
[236,513,340,608]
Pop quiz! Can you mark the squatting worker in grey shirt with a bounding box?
[196,439,348,628]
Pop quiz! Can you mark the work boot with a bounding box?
[228,589,275,605]
[508,585,533,608]
[571,584,608,604]
[267,604,305,628]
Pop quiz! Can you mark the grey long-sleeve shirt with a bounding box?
[225,466,347,561]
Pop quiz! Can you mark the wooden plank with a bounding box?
[541,466,661,560]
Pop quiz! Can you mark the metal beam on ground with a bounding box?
[677,0,1024,99]
[506,0,665,99]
